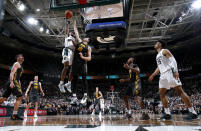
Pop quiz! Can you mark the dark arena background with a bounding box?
[0,0,201,131]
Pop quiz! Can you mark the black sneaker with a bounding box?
[183,112,198,120]
[140,113,150,120]
[160,113,172,120]
[123,113,133,119]
[11,114,23,120]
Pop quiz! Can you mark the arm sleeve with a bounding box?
[62,48,65,56]
[169,57,178,72]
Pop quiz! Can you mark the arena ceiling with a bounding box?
[1,0,201,55]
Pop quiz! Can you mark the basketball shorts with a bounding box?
[124,80,142,97]
[159,70,182,89]
[62,48,73,65]
[29,93,39,103]
[3,80,23,98]
[93,99,100,109]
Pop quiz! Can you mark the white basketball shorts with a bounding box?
[159,70,182,89]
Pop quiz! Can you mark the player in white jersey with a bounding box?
[148,40,198,120]
[58,22,75,93]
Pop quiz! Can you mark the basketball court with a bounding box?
[0,115,200,131]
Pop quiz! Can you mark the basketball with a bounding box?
[65,10,73,19]
[78,0,87,5]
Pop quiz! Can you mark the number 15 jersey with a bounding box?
[156,49,177,74]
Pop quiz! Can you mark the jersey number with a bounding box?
[156,57,162,65]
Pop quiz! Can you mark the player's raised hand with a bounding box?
[123,63,130,69]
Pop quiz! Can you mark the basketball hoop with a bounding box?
[83,18,92,24]
[82,15,92,24]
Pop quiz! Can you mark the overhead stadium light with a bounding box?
[39,27,44,32]
[36,9,40,12]
[17,2,26,11]
[27,17,38,25]
[18,4,25,11]
[46,29,49,34]
[192,0,201,9]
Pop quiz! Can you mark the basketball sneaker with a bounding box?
[124,110,133,119]
[80,93,87,105]
[70,94,78,104]
[160,113,172,120]
[64,82,72,93]
[140,113,150,120]
[91,111,95,116]
[183,112,198,120]
[58,82,65,93]
[24,111,27,118]
[11,114,23,120]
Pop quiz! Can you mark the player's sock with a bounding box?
[164,108,171,115]
[68,81,71,84]
[59,81,64,85]
[13,111,17,115]
[188,107,197,115]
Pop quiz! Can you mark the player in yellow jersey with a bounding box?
[0,54,24,120]
[24,76,45,118]
[120,57,150,120]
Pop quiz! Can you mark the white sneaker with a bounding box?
[80,96,87,105]
[24,111,27,118]
[58,83,65,93]
[64,83,72,93]
[70,96,78,104]
[34,113,38,118]
[91,111,95,116]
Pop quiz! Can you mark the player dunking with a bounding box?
[148,40,198,120]
[0,54,24,120]
[120,57,150,120]
[70,18,92,104]
[58,21,75,93]
[24,76,45,118]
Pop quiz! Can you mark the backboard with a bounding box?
[50,0,121,10]
[81,2,123,23]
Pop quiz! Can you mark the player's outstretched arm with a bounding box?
[65,21,69,36]
[97,91,103,99]
[148,67,160,82]
[73,19,82,43]
[39,82,45,96]
[25,81,32,97]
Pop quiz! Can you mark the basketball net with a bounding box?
[83,16,92,24]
